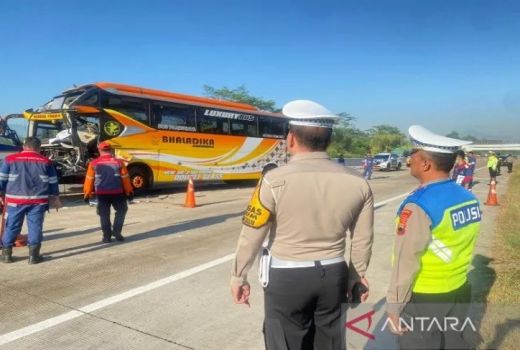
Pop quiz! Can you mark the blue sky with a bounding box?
[1,0,519,140]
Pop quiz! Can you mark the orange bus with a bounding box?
[20,82,288,190]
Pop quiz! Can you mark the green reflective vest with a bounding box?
[396,180,481,294]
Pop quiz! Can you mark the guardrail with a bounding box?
[332,158,364,168]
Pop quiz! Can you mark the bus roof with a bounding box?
[65,82,284,117]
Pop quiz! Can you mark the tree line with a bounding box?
[204,85,488,157]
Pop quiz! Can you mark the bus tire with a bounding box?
[262,163,278,176]
[128,165,151,192]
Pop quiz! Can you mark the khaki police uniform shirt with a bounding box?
[386,201,432,315]
[231,152,374,286]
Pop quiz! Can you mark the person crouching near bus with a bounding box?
[83,142,134,243]
[0,137,61,264]
[452,150,470,189]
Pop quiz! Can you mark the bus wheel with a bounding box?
[129,166,150,192]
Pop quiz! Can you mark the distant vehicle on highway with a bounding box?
[373,152,402,171]
[498,155,512,168]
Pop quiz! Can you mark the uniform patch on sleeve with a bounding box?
[242,183,271,228]
[397,209,413,235]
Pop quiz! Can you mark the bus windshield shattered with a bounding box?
[24,86,103,178]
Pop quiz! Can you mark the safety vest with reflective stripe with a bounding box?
[396,180,481,294]
[83,154,133,196]
[0,151,59,204]
[487,156,498,170]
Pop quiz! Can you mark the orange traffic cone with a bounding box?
[184,177,196,208]
[485,180,499,206]
[14,234,28,247]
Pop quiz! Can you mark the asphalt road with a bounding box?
[0,165,509,349]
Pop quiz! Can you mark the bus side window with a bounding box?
[79,90,99,107]
[230,119,258,137]
[153,103,196,132]
[259,118,286,139]
[103,95,150,125]
[197,114,230,135]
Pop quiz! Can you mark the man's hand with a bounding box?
[387,312,409,335]
[358,277,369,302]
[84,196,90,204]
[231,282,251,307]
[347,277,370,303]
[49,196,62,211]
[127,192,134,202]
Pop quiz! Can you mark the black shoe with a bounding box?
[2,247,13,263]
[28,244,43,264]
[114,234,125,242]
[102,237,112,243]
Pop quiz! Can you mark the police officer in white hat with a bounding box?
[386,125,481,349]
[230,100,374,349]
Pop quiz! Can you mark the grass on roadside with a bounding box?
[487,170,520,303]
[478,171,520,349]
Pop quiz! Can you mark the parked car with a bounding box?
[373,152,402,171]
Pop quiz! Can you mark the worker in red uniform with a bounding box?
[83,142,133,243]
[0,137,61,263]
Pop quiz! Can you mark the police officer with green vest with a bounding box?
[386,125,481,349]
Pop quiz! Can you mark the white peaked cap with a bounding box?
[408,125,472,154]
[282,100,339,128]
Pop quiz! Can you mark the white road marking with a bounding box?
[375,192,412,209]
[0,254,234,345]
[0,188,418,345]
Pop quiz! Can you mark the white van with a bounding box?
[373,152,402,171]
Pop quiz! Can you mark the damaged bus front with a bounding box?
[22,85,116,179]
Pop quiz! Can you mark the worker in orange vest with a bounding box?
[83,142,133,243]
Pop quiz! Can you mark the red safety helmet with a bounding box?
[97,141,112,152]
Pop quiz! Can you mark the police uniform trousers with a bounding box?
[398,282,479,350]
[264,261,348,350]
[97,194,128,238]
[2,204,46,247]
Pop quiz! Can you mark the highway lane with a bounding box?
[0,165,504,349]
